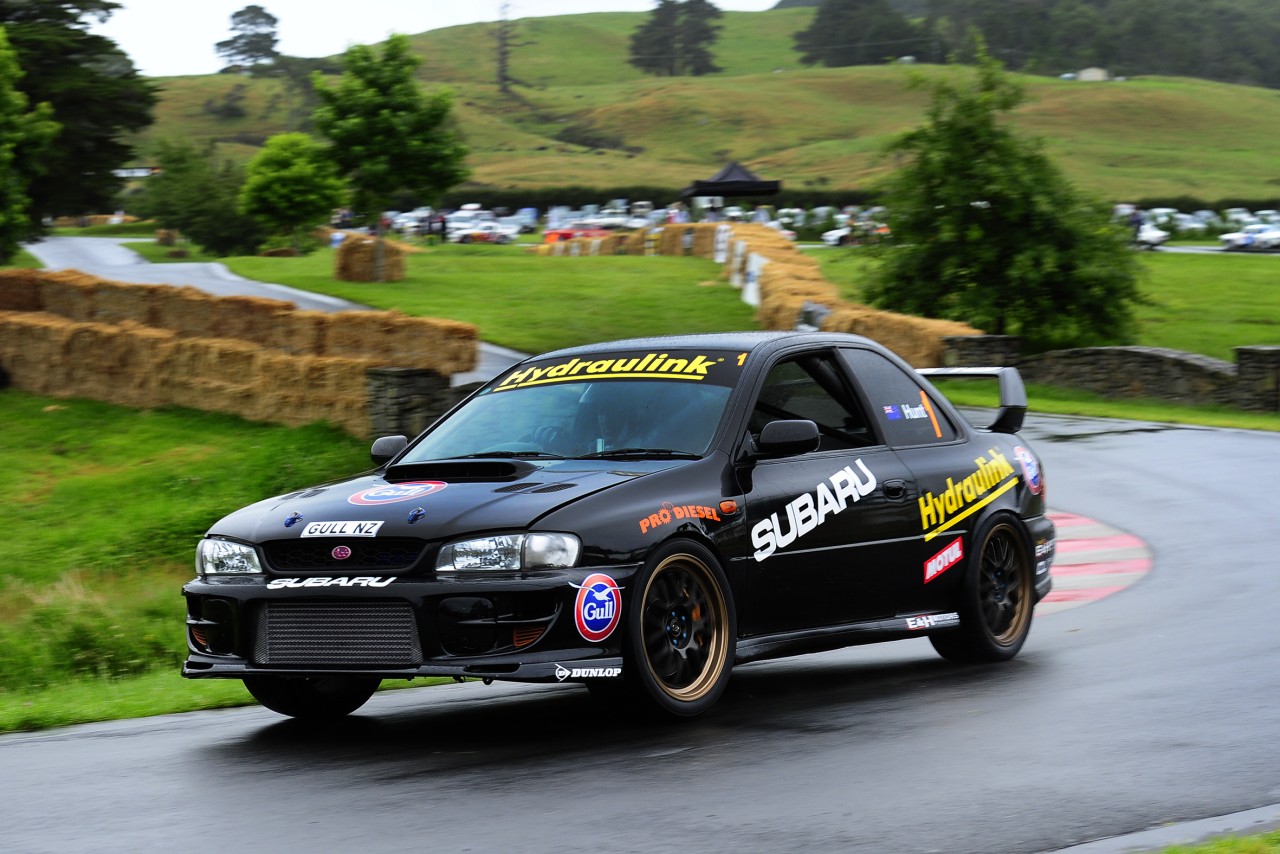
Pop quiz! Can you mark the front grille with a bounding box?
[262,537,426,572]
[252,600,422,667]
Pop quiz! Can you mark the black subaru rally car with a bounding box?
[183,331,1054,718]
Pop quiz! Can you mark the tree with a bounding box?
[863,47,1145,353]
[240,133,344,253]
[677,0,724,76]
[0,1,155,224]
[215,5,279,69]
[136,139,260,257]
[629,0,682,77]
[312,33,469,278]
[0,26,58,263]
[794,0,925,67]
[630,0,724,77]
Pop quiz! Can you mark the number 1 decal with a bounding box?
[737,352,747,366]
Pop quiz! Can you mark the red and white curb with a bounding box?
[1036,510,1153,616]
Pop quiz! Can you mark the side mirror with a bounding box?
[757,419,821,457]
[370,435,408,465]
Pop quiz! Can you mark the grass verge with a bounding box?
[222,243,759,355]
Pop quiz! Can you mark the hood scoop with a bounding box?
[491,481,578,494]
[385,460,536,484]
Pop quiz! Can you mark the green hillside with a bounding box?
[134,8,1280,202]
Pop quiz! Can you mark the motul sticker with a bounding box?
[924,537,963,584]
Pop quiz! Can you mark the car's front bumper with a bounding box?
[182,564,640,684]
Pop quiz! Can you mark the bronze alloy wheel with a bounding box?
[639,551,731,704]
[978,522,1033,648]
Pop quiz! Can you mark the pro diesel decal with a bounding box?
[751,460,877,562]
[638,502,722,534]
[572,573,622,643]
[918,449,1017,541]
[348,481,446,505]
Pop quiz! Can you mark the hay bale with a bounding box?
[151,286,217,338]
[268,309,328,356]
[209,295,296,347]
[0,312,75,393]
[823,305,980,367]
[37,271,98,322]
[0,270,46,311]
[93,280,161,327]
[335,237,406,282]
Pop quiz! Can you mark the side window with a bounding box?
[841,347,957,446]
[749,353,873,451]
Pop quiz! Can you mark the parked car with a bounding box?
[449,220,520,244]
[182,332,1054,720]
[1135,222,1170,249]
[1219,222,1280,251]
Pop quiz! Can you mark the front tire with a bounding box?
[930,515,1034,664]
[624,541,735,717]
[243,675,381,719]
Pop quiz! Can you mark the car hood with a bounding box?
[208,458,678,543]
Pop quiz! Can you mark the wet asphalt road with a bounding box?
[7,239,1280,851]
[1,413,1278,854]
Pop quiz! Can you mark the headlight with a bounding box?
[197,538,264,576]
[436,533,580,572]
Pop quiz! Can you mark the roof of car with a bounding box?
[535,331,881,361]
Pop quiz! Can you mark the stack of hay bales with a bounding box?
[520,220,983,367]
[336,236,406,281]
[0,269,479,437]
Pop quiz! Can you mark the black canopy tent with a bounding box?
[680,161,781,199]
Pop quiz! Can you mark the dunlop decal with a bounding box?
[918,449,1017,541]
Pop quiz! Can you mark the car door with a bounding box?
[838,346,982,614]
[734,349,921,635]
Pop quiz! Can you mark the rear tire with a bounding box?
[624,541,735,717]
[930,515,1034,664]
[243,675,381,719]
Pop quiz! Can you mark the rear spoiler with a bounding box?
[916,366,1027,434]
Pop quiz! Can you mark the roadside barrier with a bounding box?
[0,269,477,436]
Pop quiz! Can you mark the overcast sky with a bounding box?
[90,0,781,78]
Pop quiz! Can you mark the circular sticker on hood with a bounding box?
[348,481,447,505]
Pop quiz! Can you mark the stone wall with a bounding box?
[943,336,1280,412]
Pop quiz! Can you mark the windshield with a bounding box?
[402,348,746,461]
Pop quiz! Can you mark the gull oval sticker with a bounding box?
[573,573,622,643]
[348,481,447,506]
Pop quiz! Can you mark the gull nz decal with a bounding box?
[918,449,1017,542]
[267,576,395,589]
[300,521,385,538]
[572,574,622,643]
[750,461,877,562]
[348,481,446,506]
